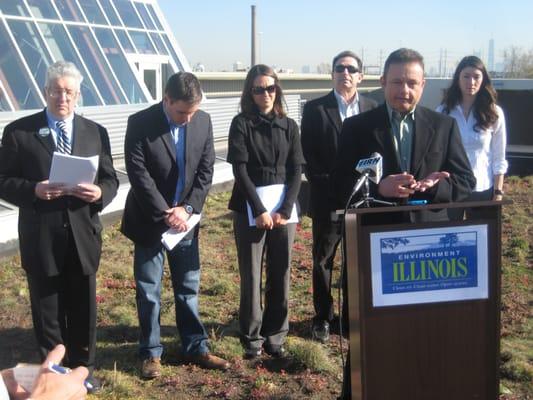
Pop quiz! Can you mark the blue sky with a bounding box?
[157,0,532,73]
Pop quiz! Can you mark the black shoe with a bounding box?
[243,347,262,359]
[85,375,101,394]
[312,320,330,343]
[264,345,286,358]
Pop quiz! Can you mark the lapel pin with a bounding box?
[38,127,51,137]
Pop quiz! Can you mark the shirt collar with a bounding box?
[46,108,74,127]
[333,89,359,106]
[162,103,186,130]
[386,102,416,123]
[251,113,288,130]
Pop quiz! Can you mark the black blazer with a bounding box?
[0,110,119,276]
[301,90,378,217]
[331,104,476,216]
[121,102,215,247]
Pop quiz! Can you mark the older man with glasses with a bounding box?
[0,60,118,393]
[301,50,378,343]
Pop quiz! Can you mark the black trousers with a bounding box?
[233,212,295,351]
[311,212,342,323]
[448,187,494,221]
[26,229,97,372]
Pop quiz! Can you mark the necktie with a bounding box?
[56,120,71,154]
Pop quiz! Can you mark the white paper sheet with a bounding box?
[49,152,99,186]
[13,364,40,392]
[161,213,201,251]
[246,184,298,226]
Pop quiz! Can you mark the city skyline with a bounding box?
[158,0,532,74]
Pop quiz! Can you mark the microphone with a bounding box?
[350,152,383,196]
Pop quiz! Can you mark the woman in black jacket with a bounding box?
[227,64,304,359]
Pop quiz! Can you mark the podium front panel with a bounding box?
[345,206,501,400]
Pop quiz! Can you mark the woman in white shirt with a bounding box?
[437,56,508,210]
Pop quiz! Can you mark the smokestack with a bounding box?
[251,5,257,67]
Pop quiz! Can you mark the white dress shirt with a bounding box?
[0,373,9,400]
[436,104,508,192]
[334,90,360,121]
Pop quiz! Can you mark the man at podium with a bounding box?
[332,48,475,221]
[332,48,476,399]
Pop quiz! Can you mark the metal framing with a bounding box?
[0,0,189,111]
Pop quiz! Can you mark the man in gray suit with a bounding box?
[121,72,229,379]
[0,61,118,393]
[301,51,377,343]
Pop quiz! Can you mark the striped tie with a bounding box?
[56,120,71,154]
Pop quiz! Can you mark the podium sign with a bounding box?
[344,201,503,400]
[370,225,489,307]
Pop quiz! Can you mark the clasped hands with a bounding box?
[164,206,190,232]
[255,212,287,230]
[378,171,450,198]
[35,180,102,203]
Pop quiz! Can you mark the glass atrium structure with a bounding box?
[0,0,188,111]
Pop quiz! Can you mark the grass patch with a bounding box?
[286,336,336,373]
[0,177,531,399]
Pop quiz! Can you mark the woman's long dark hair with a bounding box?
[442,55,498,132]
[240,64,286,118]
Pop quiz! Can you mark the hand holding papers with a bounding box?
[247,184,298,227]
[49,152,99,186]
[161,213,201,251]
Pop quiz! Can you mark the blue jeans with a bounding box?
[134,238,208,359]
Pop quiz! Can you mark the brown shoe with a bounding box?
[183,353,230,370]
[141,357,161,379]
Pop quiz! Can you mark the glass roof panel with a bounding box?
[161,34,183,71]
[0,0,29,17]
[54,0,84,22]
[133,2,155,30]
[26,0,58,19]
[98,0,121,26]
[38,22,101,106]
[93,28,147,103]
[128,30,156,54]
[145,3,163,31]
[0,23,42,110]
[0,86,12,112]
[68,25,126,104]
[113,0,143,29]
[114,28,135,53]
[149,32,167,55]
[7,20,53,90]
[78,0,107,25]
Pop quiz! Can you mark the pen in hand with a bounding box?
[47,362,93,391]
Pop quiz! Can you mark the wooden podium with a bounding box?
[344,201,504,400]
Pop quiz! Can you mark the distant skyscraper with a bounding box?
[302,65,311,73]
[488,39,495,72]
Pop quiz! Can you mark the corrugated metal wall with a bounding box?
[0,95,302,160]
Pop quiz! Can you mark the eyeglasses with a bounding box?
[47,88,78,100]
[334,65,359,74]
[251,85,277,95]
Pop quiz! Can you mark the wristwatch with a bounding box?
[494,189,504,196]
[183,204,194,215]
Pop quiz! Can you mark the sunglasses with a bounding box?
[334,65,359,74]
[251,85,277,95]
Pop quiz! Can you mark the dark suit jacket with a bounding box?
[331,104,476,218]
[0,110,119,276]
[301,90,378,217]
[121,102,215,247]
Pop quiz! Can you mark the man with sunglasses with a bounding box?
[301,51,377,343]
